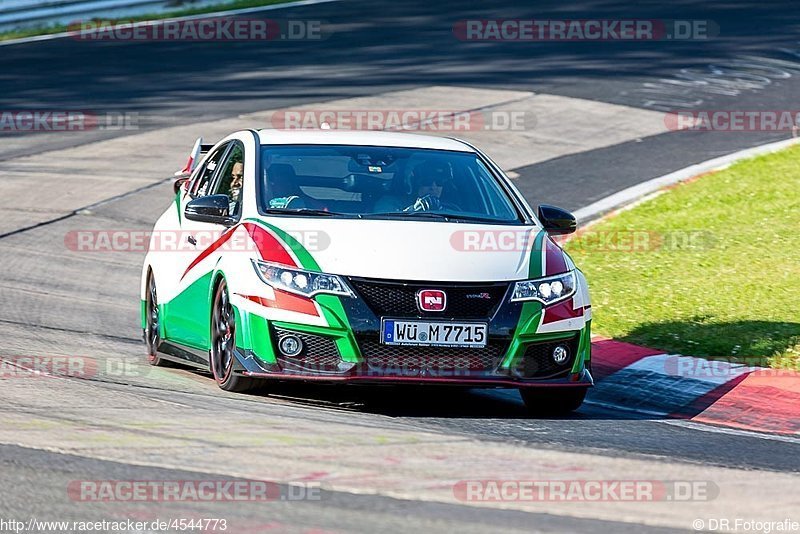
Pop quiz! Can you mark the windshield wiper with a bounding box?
[370,212,504,223]
[263,208,355,217]
[437,213,510,223]
[371,211,450,219]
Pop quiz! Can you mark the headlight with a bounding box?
[510,271,576,305]
[251,259,355,298]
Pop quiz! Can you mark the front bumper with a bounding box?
[231,276,592,388]
[239,366,593,388]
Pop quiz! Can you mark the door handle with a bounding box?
[187,235,197,246]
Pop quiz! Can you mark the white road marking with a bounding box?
[659,419,800,445]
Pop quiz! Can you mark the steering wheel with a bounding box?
[403,195,461,213]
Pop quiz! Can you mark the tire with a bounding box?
[144,273,170,367]
[210,278,257,393]
[519,388,587,415]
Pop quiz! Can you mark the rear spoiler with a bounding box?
[174,137,215,177]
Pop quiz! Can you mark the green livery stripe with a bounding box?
[571,319,591,374]
[245,218,361,362]
[498,302,538,369]
[269,316,359,363]
[500,230,591,375]
[234,304,279,365]
[162,271,214,350]
[315,295,361,363]
[527,229,546,279]
[584,319,591,364]
[500,230,547,368]
[246,313,277,364]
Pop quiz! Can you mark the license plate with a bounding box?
[381,319,488,348]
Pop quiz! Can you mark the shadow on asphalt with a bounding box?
[210,379,659,421]
[173,320,800,422]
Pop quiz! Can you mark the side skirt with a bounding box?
[158,340,210,369]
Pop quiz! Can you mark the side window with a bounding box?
[190,144,228,198]
[210,142,245,217]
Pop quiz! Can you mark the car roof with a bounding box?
[256,129,475,152]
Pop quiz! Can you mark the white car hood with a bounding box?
[261,217,540,282]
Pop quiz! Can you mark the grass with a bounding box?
[0,0,297,42]
[565,144,800,369]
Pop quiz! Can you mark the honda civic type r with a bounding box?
[141,129,593,413]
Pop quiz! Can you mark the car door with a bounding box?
[165,142,233,350]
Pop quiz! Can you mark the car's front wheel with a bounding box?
[210,278,257,393]
[519,387,587,415]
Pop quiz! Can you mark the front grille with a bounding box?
[349,278,508,319]
[515,336,579,379]
[357,336,508,376]
[273,327,342,372]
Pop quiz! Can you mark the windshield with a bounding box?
[258,145,522,223]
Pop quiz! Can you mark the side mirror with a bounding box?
[173,176,190,194]
[537,204,576,235]
[185,195,235,225]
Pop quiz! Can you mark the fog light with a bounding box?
[278,335,303,357]
[552,344,570,365]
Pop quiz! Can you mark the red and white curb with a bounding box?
[573,139,800,437]
[589,337,800,436]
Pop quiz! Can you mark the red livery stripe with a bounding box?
[542,298,583,324]
[180,226,237,281]
[242,222,296,267]
[181,222,298,281]
[544,237,568,276]
[238,289,319,317]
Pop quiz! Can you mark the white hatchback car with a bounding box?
[141,129,592,413]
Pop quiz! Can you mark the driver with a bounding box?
[403,161,453,212]
[228,161,244,213]
[265,163,318,209]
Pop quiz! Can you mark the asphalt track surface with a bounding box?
[1,0,800,532]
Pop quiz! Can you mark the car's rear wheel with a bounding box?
[210,278,257,393]
[145,273,170,367]
[519,387,587,415]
